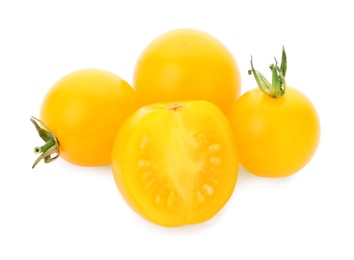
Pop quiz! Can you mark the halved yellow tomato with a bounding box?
[111,100,238,227]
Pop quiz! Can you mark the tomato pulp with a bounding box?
[111,101,239,227]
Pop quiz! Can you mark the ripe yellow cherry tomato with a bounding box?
[228,48,320,177]
[133,28,241,114]
[111,100,239,227]
[228,87,320,177]
[32,68,137,168]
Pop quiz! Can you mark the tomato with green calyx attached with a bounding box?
[31,68,137,168]
[228,47,320,177]
[111,100,239,227]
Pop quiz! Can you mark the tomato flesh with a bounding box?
[112,101,238,227]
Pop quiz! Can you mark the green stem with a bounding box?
[34,138,56,154]
[30,116,60,169]
[248,46,287,98]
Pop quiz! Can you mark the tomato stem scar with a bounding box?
[166,103,185,111]
[249,46,287,98]
[30,116,60,169]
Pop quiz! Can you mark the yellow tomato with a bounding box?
[111,100,239,227]
[228,87,320,177]
[228,48,320,177]
[34,68,137,167]
[133,28,241,114]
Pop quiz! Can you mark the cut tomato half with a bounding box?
[111,100,238,227]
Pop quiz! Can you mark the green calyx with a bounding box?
[30,116,60,169]
[248,46,287,98]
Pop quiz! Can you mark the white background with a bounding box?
[1,0,353,259]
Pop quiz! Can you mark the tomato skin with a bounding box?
[111,100,238,227]
[133,28,241,114]
[40,68,137,166]
[228,87,320,177]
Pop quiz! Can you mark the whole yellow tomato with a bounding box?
[111,100,239,227]
[133,28,241,114]
[32,68,137,168]
[228,48,320,177]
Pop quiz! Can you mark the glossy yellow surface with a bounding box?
[40,68,137,166]
[228,87,320,177]
[133,29,241,114]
